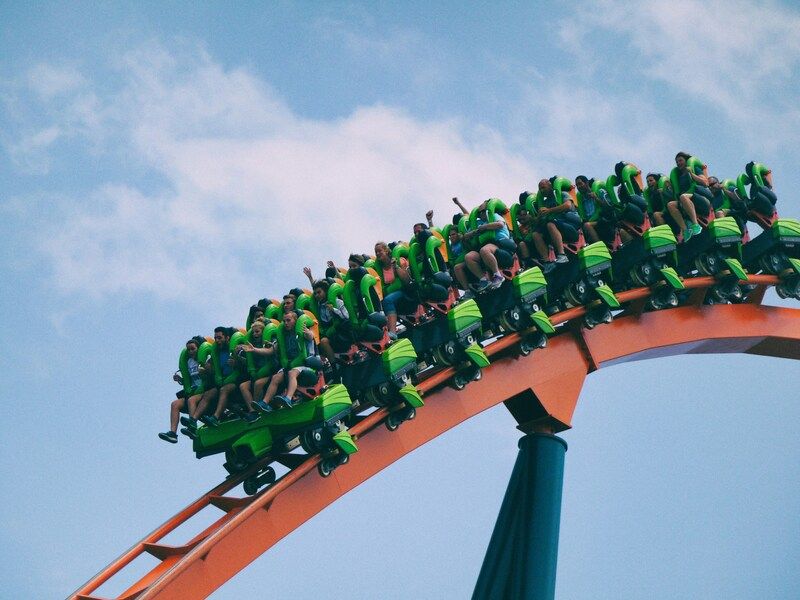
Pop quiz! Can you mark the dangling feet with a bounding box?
[158,431,178,444]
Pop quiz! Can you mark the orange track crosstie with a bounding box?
[72,275,800,600]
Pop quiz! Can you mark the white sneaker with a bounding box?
[555,254,569,264]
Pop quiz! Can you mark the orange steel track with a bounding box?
[72,275,800,600]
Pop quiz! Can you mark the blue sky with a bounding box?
[2,2,800,598]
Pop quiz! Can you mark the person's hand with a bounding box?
[172,373,182,383]
[426,209,434,222]
[452,197,459,205]
[227,357,236,367]
[539,207,550,216]
[303,266,312,278]
[240,342,255,353]
[325,302,334,310]
[326,260,335,268]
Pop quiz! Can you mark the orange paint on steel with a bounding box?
[71,276,794,600]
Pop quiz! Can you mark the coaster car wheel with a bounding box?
[760,252,783,275]
[318,458,337,478]
[630,263,653,287]
[564,280,587,307]
[385,413,402,431]
[224,449,249,474]
[300,428,325,454]
[366,381,394,407]
[499,307,523,332]
[695,252,719,276]
[243,466,276,496]
[451,373,469,391]
[434,340,459,366]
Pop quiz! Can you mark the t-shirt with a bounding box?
[381,257,409,286]
[477,213,511,241]
[218,349,233,377]
[187,357,202,389]
[318,298,348,328]
[249,336,269,368]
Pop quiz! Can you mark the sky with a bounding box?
[1,1,800,598]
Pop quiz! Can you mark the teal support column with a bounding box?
[472,433,567,600]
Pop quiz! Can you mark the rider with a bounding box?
[531,178,581,267]
[575,175,615,245]
[670,152,710,241]
[188,327,238,428]
[237,318,272,423]
[461,200,513,292]
[375,241,414,336]
[159,337,206,443]
[311,278,350,362]
[256,311,316,410]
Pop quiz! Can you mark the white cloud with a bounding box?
[11,43,539,318]
[562,0,800,150]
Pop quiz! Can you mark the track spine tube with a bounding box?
[473,433,567,600]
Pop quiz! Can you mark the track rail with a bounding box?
[71,275,798,600]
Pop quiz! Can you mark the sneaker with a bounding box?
[691,223,702,235]
[243,411,259,424]
[460,290,475,300]
[683,227,693,242]
[388,331,398,340]
[473,279,490,293]
[555,253,569,264]
[200,414,220,427]
[158,431,178,444]
[179,416,197,429]
[255,399,273,412]
[180,427,197,439]
[275,395,294,408]
[489,273,505,289]
[542,261,556,274]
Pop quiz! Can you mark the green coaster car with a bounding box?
[194,383,358,489]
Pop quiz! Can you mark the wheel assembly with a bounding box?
[318,458,336,478]
[451,373,468,391]
[695,253,718,276]
[224,449,249,474]
[300,428,325,454]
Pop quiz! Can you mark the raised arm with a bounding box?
[452,197,469,215]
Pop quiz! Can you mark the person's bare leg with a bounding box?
[479,244,499,274]
[186,393,201,416]
[319,338,335,362]
[667,201,687,231]
[262,372,284,406]
[680,194,698,225]
[583,222,599,243]
[169,397,185,433]
[532,232,549,260]
[239,380,255,411]
[518,240,530,260]
[285,369,301,402]
[387,313,398,334]
[547,222,564,255]
[454,263,470,290]
[214,383,235,419]
[192,388,218,419]
[253,377,268,402]
[465,250,485,280]
[653,211,665,225]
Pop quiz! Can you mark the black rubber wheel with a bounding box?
[451,374,468,391]
[385,414,400,431]
[630,263,653,287]
[338,453,350,466]
[776,284,790,299]
[405,407,416,421]
[695,253,718,276]
[243,477,258,496]
[318,459,335,478]
[472,368,482,381]
[300,428,324,454]
[224,449,249,473]
[519,341,533,356]
[760,253,783,275]
[564,280,586,306]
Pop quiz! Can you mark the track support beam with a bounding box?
[473,433,567,600]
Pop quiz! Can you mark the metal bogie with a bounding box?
[243,466,276,496]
